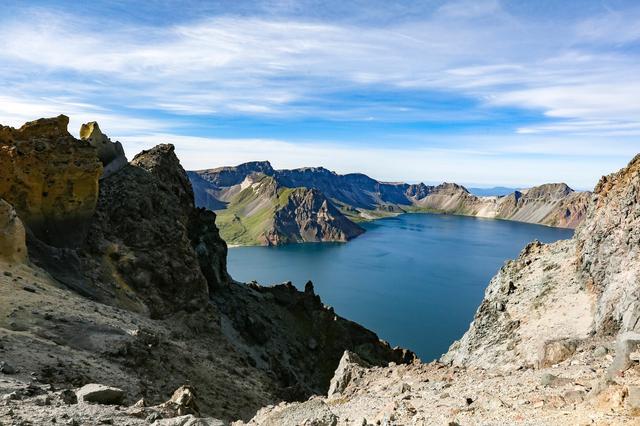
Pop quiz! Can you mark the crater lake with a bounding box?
[226,213,574,360]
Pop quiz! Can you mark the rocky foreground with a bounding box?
[190,161,589,246]
[0,115,638,426]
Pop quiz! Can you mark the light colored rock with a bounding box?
[152,415,226,426]
[538,339,578,368]
[328,351,370,397]
[76,384,125,405]
[79,121,127,179]
[607,332,640,377]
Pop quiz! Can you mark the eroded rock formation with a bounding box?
[0,115,102,247]
[80,121,128,178]
[0,198,27,263]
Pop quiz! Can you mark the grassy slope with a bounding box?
[215,178,297,246]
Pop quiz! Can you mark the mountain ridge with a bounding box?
[190,161,591,246]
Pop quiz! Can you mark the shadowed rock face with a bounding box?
[83,144,229,318]
[268,187,365,245]
[0,115,102,247]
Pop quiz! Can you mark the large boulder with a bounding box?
[0,198,27,263]
[0,115,102,247]
[76,383,125,405]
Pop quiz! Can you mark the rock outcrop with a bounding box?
[576,154,640,336]
[82,144,228,317]
[190,162,589,246]
[443,154,640,372]
[0,115,102,247]
[80,121,128,179]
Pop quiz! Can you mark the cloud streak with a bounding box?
[0,0,638,187]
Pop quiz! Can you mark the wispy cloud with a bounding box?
[0,0,638,187]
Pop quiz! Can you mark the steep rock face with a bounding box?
[494,183,589,227]
[268,188,364,245]
[79,121,128,179]
[83,144,228,318]
[214,174,364,246]
[0,115,102,247]
[215,281,413,401]
[0,198,27,263]
[444,154,640,370]
[441,240,593,370]
[196,161,275,187]
[576,154,640,335]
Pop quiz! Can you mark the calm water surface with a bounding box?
[227,213,573,360]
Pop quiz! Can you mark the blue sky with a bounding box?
[1,0,639,188]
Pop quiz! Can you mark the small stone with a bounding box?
[563,390,585,404]
[146,412,163,423]
[22,286,36,293]
[593,346,608,357]
[3,271,12,277]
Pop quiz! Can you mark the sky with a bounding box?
[1,0,639,189]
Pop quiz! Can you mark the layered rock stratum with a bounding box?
[190,161,589,246]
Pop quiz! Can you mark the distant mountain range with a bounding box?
[188,161,591,246]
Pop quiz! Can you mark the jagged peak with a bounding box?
[79,121,109,143]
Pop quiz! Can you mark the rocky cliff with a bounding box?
[213,173,363,246]
[0,117,409,424]
[191,161,589,246]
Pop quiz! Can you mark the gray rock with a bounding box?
[0,361,16,374]
[540,373,571,387]
[56,389,78,405]
[76,384,125,405]
[607,332,640,377]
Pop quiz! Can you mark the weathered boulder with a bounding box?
[80,121,127,179]
[0,198,27,263]
[76,383,125,405]
[538,339,578,368]
[0,115,102,247]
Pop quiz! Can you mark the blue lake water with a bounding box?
[226,213,574,361]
